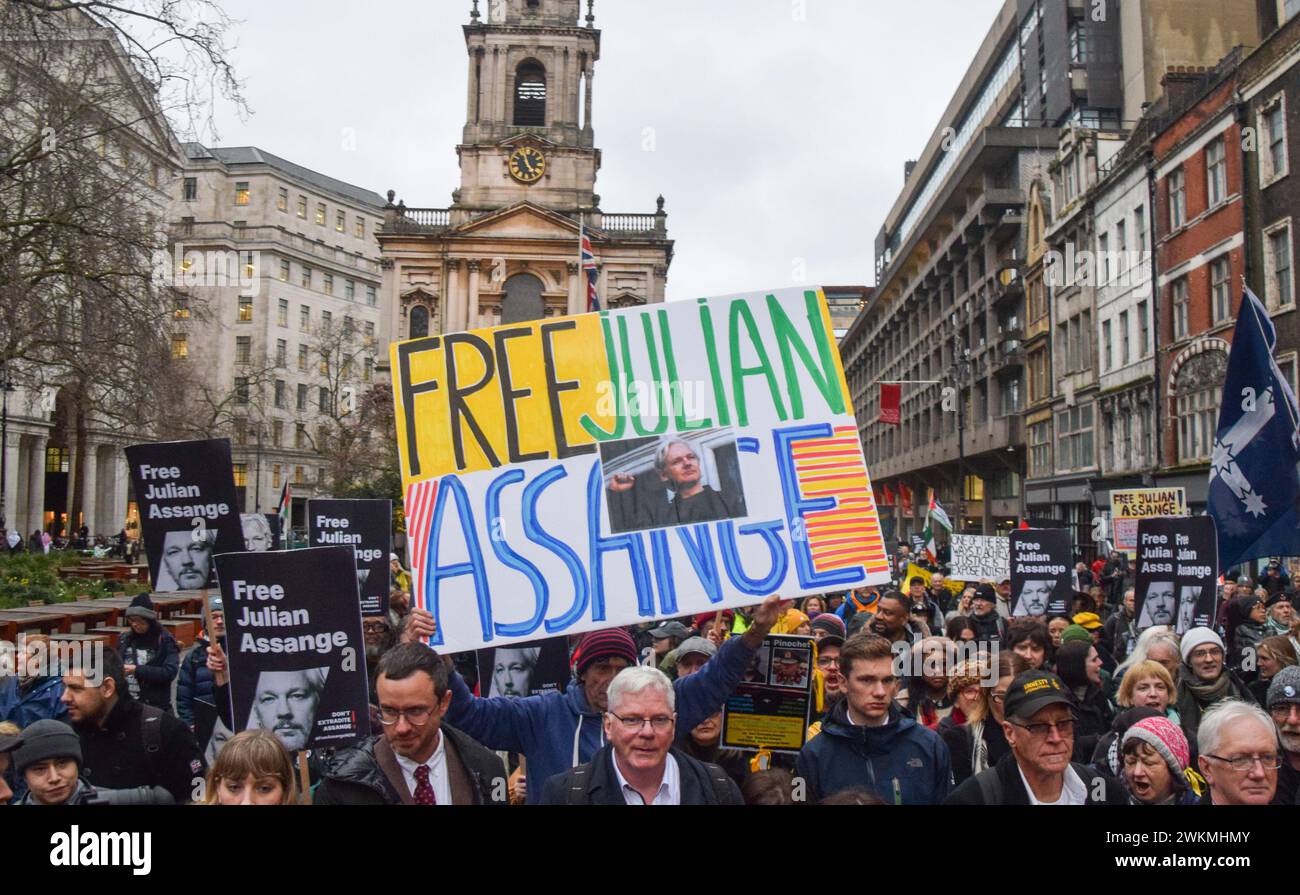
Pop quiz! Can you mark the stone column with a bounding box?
[584,67,594,133]
[496,47,508,124]
[567,262,582,316]
[109,450,128,532]
[467,260,482,329]
[27,434,46,533]
[2,434,19,532]
[81,442,98,535]
[445,260,462,333]
[466,48,478,123]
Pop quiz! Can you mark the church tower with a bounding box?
[379,0,672,340]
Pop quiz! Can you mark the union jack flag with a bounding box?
[581,224,600,312]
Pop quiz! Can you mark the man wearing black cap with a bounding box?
[12,719,89,805]
[944,670,1125,805]
[968,584,1007,644]
[906,576,943,635]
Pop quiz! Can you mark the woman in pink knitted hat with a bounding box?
[1119,715,1205,805]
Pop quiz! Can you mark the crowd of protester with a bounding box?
[1,543,1297,806]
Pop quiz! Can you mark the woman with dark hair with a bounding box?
[944,616,978,643]
[897,637,954,729]
[1232,595,1269,681]
[800,595,826,619]
[118,593,180,713]
[1006,621,1051,670]
[741,768,796,805]
[1055,639,1115,762]
[938,650,1027,785]
[1248,635,1298,705]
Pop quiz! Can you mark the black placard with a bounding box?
[1134,516,1219,634]
[125,438,245,591]
[475,636,572,699]
[307,499,392,617]
[1009,528,1073,617]
[215,547,371,752]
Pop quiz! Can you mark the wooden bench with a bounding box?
[88,625,130,651]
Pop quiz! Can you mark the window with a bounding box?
[298,344,308,371]
[1206,138,1227,206]
[1211,257,1232,323]
[272,422,283,448]
[277,187,289,212]
[1068,21,1088,63]
[1169,167,1186,229]
[235,377,250,405]
[322,310,332,334]
[319,350,329,375]
[343,315,354,336]
[513,61,547,126]
[235,182,250,206]
[364,321,375,344]
[1115,221,1127,278]
[364,356,373,382]
[233,463,248,486]
[323,273,334,296]
[1267,222,1294,309]
[345,280,355,301]
[299,305,310,331]
[1099,233,1110,285]
[1119,310,1130,366]
[171,333,188,359]
[272,464,282,489]
[1138,300,1150,356]
[336,210,346,233]
[1055,404,1095,472]
[174,294,190,319]
[235,336,251,364]
[238,296,253,322]
[296,385,308,411]
[274,379,286,408]
[46,447,70,473]
[1030,421,1052,477]
[315,203,326,226]
[319,387,330,412]
[278,298,289,327]
[278,260,290,283]
[182,177,197,201]
[1102,319,1112,371]
[301,267,312,289]
[1262,96,1289,183]
[276,338,287,367]
[295,466,305,486]
[1178,388,1217,462]
[366,285,377,307]
[1172,278,1190,340]
[297,195,307,219]
[1134,206,1146,251]
[355,218,365,239]
[242,251,255,280]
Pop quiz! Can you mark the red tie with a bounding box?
[413,765,437,805]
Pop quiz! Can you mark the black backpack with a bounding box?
[562,760,735,805]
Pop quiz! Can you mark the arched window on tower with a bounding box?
[514,61,547,127]
[410,305,430,339]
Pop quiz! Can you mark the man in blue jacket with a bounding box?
[431,595,782,803]
[0,635,68,728]
[796,631,952,805]
[177,597,224,728]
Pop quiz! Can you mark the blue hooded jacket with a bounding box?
[0,675,68,728]
[446,633,756,803]
[796,700,952,805]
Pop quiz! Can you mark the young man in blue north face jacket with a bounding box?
[797,632,952,805]
[427,595,783,803]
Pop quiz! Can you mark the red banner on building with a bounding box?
[881,485,896,507]
[899,483,914,516]
[879,383,901,425]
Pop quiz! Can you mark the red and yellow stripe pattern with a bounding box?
[789,425,889,578]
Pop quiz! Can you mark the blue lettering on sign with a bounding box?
[718,519,789,595]
[676,524,724,604]
[427,475,493,646]
[520,466,590,635]
[773,424,866,589]
[485,469,549,639]
[585,463,654,621]
[649,529,678,616]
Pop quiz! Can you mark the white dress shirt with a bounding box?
[1018,763,1087,806]
[395,731,451,805]
[612,751,681,805]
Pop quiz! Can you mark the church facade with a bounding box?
[378,0,673,344]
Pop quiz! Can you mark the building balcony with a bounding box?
[380,204,668,237]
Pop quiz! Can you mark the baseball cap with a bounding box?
[1003,670,1074,721]
[972,584,997,603]
[817,634,845,650]
[909,576,927,587]
[675,636,717,662]
[650,621,690,640]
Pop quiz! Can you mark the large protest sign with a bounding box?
[391,287,892,653]
[125,438,245,591]
[1111,488,1187,553]
[214,547,370,752]
[948,534,1010,582]
[721,634,815,754]
[1009,529,1072,617]
[476,636,571,699]
[307,499,392,617]
[1134,516,1218,634]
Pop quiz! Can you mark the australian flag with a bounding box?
[1208,286,1300,569]
[581,224,600,312]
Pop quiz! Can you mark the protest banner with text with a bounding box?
[307,499,392,617]
[391,287,892,653]
[1009,529,1072,617]
[1111,488,1187,553]
[721,634,815,754]
[948,534,1010,583]
[1134,516,1219,634]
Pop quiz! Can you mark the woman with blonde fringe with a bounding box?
[202,729,299,806]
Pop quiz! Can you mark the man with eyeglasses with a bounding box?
[1266,665,1300,805]
[944,669,1124,804]
[315,642,506,805]
[1173,627,1254,737]
[1196,699,1280,805]
[541,666,742,805]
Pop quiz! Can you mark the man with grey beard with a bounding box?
[1268,665,1300,805]
[363,616,397,704]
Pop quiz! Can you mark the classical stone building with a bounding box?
[378,0,672,342]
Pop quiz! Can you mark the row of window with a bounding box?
[181,178,374,241]
[232,461,316,490]
[276,259,377,305]
[1099,300,1152,373]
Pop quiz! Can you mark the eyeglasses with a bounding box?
[816,656,838,669]
[1270,704,1300,720]
[362,622,389,633]
[1188,647,1223,661]
[607,712,675,733]
[1010,717,1075,738]
[1203,753,1282,772]
[378,706,435,726]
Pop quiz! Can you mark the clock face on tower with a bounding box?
[508,147,547,184]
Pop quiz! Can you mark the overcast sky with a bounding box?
[204,0,1006,299]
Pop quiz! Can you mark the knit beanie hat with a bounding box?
[811,614,846,639]
[1267,664,1300,709]
[12,719,82,776]
[1060,624,1092,646]
[572,629,638,677]
[946,658,988,700]
[1179,627,1225,664]
[125,592,157,621]
[1122,715,1191,780]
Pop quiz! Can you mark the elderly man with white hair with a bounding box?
[540,666,743,805]
[1196,699,1281,805]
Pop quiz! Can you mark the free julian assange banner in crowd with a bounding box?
[125,438,245,592]
[307,498,393,617]
[391,286,893,654]
[1009,528,1072,617]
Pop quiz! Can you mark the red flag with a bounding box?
[899,483,914,515]
[882,485,895,506]
[1019,519,1030,530]
[879,383,901,426]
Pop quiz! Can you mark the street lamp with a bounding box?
[0,364,14,532]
